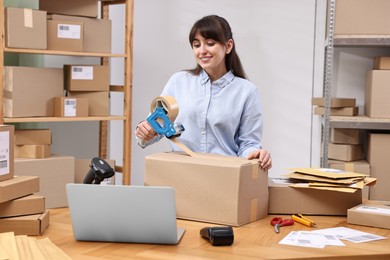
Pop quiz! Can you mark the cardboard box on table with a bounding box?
[3,66,64,117]
[5,7,47,49]
[0,125,14,182]
[14,155,75,208]
[0,194,45,218]
[0,210,49,236]
[145,152,269,226]
[268,178,362,216]
[348,203,390,229]
[0,176,39,203]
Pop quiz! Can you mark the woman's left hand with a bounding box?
[247,149,272,171]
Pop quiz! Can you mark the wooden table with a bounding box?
[41,208,390,259]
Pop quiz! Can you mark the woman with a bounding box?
[135,15,272,170]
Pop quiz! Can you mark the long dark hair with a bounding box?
[187,15,247,79]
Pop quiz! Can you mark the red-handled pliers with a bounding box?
[270,217,294,233]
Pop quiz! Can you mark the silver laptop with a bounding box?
[66,183,185,244]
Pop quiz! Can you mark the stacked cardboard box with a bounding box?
[312,97,358,116]
[328,128,364,162]
[15,129,52,159]
[366,57,390,118]
[0,125,49,236]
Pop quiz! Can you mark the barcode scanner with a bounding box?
[83,157,115,184]
[200,226,234,246]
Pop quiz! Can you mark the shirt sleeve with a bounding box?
[236,87,263,158]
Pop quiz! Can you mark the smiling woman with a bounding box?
[135,15,272,171]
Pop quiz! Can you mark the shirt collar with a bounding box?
[200,70,234,89]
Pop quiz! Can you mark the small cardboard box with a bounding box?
[365,70,390,118]
[334,0,390,35]
[0,210,49,235]
[145,152,269,226]
[47,20,84,52]
[374,57,390,70]
[39,0,98,18]
[314,106,358,116]
[348,203,390,229]
[15,144,51,159]
[268,178,362,215]
[328,160,370,175]
[367,133,390,201]
[64,65,110,91]
[14,155,75,208]
[5,7,47,49]
[0,194,45,218]
[312,97,356,108]
[330,128,360,145]
[68,91,109,116]
[75,159,115,184]
[0,176,40,203]
[49,14,111,53]
[3,66,64,117]
[54,97,89,117]
[328,143,363,162]
[15,129,52,145]
[0,125,14,182]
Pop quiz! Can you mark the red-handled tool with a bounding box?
[270,217,294,233]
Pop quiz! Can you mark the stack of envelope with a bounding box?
[283,168,377,193]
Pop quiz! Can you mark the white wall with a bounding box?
[126,0,327,185]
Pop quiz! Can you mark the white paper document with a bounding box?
[279,231,344,248]
[313,227,387,243]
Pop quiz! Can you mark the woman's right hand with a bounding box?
[135,121,157,142]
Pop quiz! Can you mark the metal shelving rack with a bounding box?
[0,0,134,185]
[321,0,390,167]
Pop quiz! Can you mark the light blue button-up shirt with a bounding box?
[139,69,264,158]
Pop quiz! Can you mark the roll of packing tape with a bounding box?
[150,96,179,122]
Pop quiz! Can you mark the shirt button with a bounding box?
[201,131,206,135]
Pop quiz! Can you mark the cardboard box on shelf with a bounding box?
[5,7,47,49]
[0,125,14,182]
[328,160,370,175]
[3,66,64,117]
[47,20,84,52]
[145,152,269,226]
[312,97,356,108]
[334,0,390,35]
[328,143,363,162]
[348,203,390,229]
[268,178,362,215]
[54,97,89,117]
[0,194,45,218]
[15,144,51,159]
[367,133,390,201]
[0,210,49,236]
[0,176,39,203]
[64,65,110,91]
[15,129,52,145]
[39,0,98,18]
[365,70,390,118]
[374,57,390,70]
[314,106,358,116]
[68,91,109,116]
[49,14,111,53]
[14,155,75,208]
[330,128,360,145]
[75,159,115,184]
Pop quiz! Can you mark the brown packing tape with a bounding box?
[24,9,33,28]
[150,96,179,122]
[344,162,354,172]
[170,137,199,157]
[250,198,258,222]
